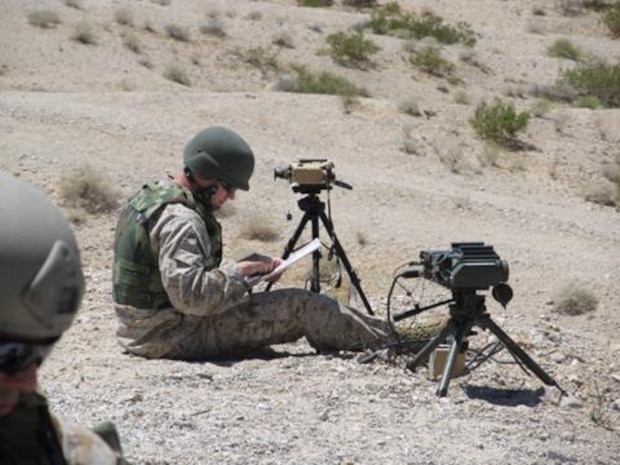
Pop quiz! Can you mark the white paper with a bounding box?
[246,238,321,287]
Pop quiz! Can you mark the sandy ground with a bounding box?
[1,1,619,464]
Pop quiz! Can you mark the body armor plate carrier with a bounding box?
[112,180,222,309]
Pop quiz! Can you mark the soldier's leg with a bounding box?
[171,288,397,359]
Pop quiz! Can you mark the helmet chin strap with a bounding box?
[184,166,218,210]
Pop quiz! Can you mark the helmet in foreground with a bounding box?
[0,172,84,341]
[183,126,255,191]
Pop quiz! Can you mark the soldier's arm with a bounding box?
[52,415,122,465]
[151,204,248,316]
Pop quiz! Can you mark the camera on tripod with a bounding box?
[274,159,351,194]
[391,241,562,397]
[420,242,509,291]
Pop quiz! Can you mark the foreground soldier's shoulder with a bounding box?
[52,415,118,465]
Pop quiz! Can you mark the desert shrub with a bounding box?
[529,81,578,103]
[344,0,378,7]
[556,0,584,16]
[239,215,280,242]
[399,99,423,116]
[583,0,612,11]
[272,32,295,48]
[59,164,119,214]
[236,47,280,75]
[577,95,601,108]
[165,23,191,42]
[138,58,154,69]
[200,14,226,37]
[602,2,620,38]
[369,8,476,46]
[454,90,470,105]
[552,283,598,315]
[64,0,84,10]
[470,99,530,146]
[410,45,455,77]
[297,0,334,6]
[326,32,380,67]
[584,182,618,206]
[114,8,134,26]
[401,128,423,155]
[26,10,61,29]
[72,22,98,45]
[547,38,582,60]
[530,98,553,117]
[122,32,142,53]
[291,66,369,97]
[559,61,620,107]
[602,160,620,184]
[163,64,191,86]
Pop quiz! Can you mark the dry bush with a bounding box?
[246,11,263,21]
[163,64,191,86]
[556,0,585,16]
[547,38,582,61]
[200,14,226,37]
[344,0,378,7]
[454,90,470,105]
[239,215,280,242]
[72,22,98,45]
[59,164,119,214]
[356,231,368,246]
[341,94,362,113]
[552,283,598,315]
[165,23,191,42]
[272,32,295,48]
[122,32,143,54]
[115,8,135,27]
[401,124,423,155]
[63,0,84,10]
[235,47,281,76]
[584,181,618,206]
[530,98,553,117]
[144,20,157,34]
[399,99,423,116]
[27,10,62,29]
[138,58,155,69]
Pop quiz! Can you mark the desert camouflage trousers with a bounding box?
[117,289,397,360]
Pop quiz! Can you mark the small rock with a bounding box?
[560,395,584,409]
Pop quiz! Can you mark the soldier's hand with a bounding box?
[236,254,276,277]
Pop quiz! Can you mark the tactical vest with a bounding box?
[112,180,222,309]
[0,392,67,465]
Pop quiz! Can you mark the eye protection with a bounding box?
[218,180,236,195]
[0,341,54,376]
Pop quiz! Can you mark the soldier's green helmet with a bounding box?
[183,126,255,191]
[0,172,84,341]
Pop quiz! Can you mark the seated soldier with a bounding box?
[112,126,401,360]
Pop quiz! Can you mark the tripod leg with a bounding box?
[436,320,471,397]
[406,320,453,372]
[266,212,311,292]
[309,214,321,293]
[478,316,564,392]
[318,210,375,315]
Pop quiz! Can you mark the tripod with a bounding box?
[397,290,563,397]
[266,185,374,315]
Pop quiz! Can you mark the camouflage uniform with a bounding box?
[0,392,126,465]
[113,178,397,359]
